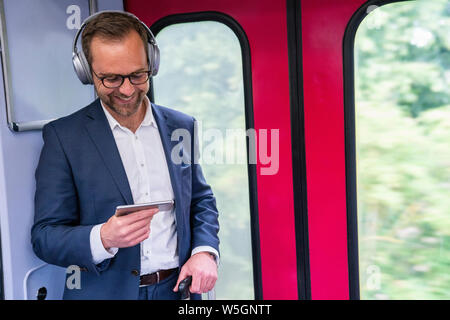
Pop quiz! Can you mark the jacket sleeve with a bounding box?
[189,119,220,256]
[31,123,107,274]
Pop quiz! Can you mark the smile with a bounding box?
[114,95,135,103]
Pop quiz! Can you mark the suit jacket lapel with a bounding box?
[83,100,134,205]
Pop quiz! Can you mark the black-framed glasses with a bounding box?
[92,70,151,88]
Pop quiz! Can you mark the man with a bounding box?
[31,11,219,300]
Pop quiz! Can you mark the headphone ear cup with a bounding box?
[150,43,160,77]
[72,51,93,84]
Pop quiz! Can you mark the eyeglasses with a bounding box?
[92,70,151,88]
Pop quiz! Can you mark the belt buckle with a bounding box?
[156,271,160,283]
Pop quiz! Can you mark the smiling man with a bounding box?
[31,11,219,300]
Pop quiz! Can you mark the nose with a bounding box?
[118,77,135,97]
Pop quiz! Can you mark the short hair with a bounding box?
[81,12,149,67]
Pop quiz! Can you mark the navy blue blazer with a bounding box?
[31,99,220,299]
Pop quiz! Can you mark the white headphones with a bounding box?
[72,10,160,84]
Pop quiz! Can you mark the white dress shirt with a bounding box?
[89,97,218,275]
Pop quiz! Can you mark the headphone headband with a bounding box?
[72,10,160,84]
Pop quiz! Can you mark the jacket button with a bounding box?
[131,269,139,276]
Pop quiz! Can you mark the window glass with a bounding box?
[1,0,94,127]
[154,21,254,299]
[355,0,450,299]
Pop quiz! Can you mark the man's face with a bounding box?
[90,30,149,118]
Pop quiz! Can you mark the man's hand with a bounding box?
[100,208,158,249]
[173,252,218,294]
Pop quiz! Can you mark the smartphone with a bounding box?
[115,199,174,217]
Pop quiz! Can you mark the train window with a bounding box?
[153,21,254,299]
[0,0,95,131]
[354,1,450,299]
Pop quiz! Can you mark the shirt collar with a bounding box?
[100,95,157,131]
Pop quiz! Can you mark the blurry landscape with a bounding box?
[355,0,450,299]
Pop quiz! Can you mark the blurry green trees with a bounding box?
[355,0,450,299]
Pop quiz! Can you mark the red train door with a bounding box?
[125,0,369,300]
[301,0,367,299]
[125,0,299,299]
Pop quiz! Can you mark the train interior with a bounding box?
[0,0,448,300]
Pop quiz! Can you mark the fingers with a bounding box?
[117,209,157,244]
[190,272,202,293]
[189,270,217,294]
[120,208,159,224]
[121,214,152,235]
[125,225,151,247]
[173,272,217,294]
[101,208,158,249]
[173,269,189,292]
[203,275,216,292]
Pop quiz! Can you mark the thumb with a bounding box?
[173,268,188,292]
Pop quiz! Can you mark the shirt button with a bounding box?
[131,269,139,276]
[141,163,144,167]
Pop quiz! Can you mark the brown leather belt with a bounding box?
[139,268,178,287]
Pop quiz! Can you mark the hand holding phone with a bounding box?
[100,200,174,249]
